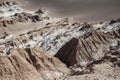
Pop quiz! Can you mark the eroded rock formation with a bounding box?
[0,46,70,80]
[0,0,45,27]
[0,1,120,80]
[55,29,118,67]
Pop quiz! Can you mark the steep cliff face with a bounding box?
[0,52,41,80]
[55,29,119,67]
[0,46,70,80]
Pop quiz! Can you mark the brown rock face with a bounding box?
[14,12,41,22]
[55,30,115,67]
[0,12,42,27]
[0,13,41,27]
[0,46,70,80]
[55,38,79,67]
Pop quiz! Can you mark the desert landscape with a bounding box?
[0,0,120,80]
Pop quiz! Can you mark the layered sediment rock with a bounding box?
[0,12,42,27]
[0,46,70,80]
[0,1,120,80]
[55,30,117,67]
[13,12,42,22]
[0,0,44,27]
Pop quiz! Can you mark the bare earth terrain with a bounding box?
[0,0,120,80]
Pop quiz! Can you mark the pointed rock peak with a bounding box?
[55,38,79,67]
[35,9,44,14]
[1,46,70,80]
[55,30,114,67]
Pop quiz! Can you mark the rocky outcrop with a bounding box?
[55,30,116,67]
[0,0,44,27]
[0,1,120,80]
[109,18,120,24]
[0,12,42,27]
[35,9,44,15]
[0,1,19,7]
[0,19,92,55]
[14,12,41,22]
[64,62,120,80]
[0,0,22,16]
[64,48,120,80]
[103,50,120,67]
[0,18,15,27]
[0,46,70,80]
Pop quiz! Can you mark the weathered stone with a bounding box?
[55,30,114,67]
[0,46,70,80]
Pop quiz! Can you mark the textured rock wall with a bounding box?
[0,46,70,80]
[55,29,119,67]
